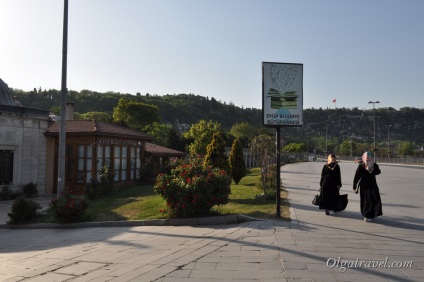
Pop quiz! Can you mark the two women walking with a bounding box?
[318,151,383,221]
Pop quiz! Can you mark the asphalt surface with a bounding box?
[0,161,423,281]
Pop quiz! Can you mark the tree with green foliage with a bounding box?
[143,122,173,147]
[184,120,221,157]
[229,138,246,184]
[282,143,305,153]
[339,140,353,156]
[249,134,275,197]
[113,98,161,130]
[204,132,230,173]
[399,141,414,156]
[79,111,112,122]
[229,122,257,147]
[143,122,186,151]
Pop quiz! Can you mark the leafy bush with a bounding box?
[1,186,11,200]
[154,161,231,218]
[256,164,279,199]
[22,182,38,197]
[85,165,115,199]
[86,178,99,199]
[7,196,42,224]
[49,188,89,223]
[99,165,115,195]
[1,186,24,200]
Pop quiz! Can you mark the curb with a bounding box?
[0,214,263,229]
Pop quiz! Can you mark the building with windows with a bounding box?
[0,78,50,192]
[45,117,155,194]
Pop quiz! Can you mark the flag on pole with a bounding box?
[333,99,336,103]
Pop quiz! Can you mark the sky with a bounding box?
[1,0,423,111]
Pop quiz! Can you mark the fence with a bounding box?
[336,156,424,166]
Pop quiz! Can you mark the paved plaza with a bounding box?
[1,161,423,281]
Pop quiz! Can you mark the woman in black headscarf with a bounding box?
[319,154,344,215]
[353,151,383,222]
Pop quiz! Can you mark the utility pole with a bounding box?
[368,101,380,150]
[58,0,68,196]
[387,125,392,159]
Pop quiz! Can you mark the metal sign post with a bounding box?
[262,62,303,217]
[276,127,281,216]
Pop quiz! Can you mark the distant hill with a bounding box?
[10,88,424,146]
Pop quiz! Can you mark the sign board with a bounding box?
[262,62,303,126]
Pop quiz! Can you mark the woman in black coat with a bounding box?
[319,154,343,215]
[353,151,383,222]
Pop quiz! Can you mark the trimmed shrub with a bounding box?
[22,182,38,197]
[229,138,247,184]
[49,188,89,223]
[1,186,12,200]
[7,196,42,224]
[154,161,231,218]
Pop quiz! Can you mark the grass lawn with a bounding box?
[41,167,291,223]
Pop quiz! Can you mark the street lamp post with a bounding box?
[325,124,328,154]
[368,101,380,150]
[387,125,392,159]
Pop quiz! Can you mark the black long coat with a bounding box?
[319,163,343,211]
[353,163,383,219]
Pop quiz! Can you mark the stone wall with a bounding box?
[0,114,49,194]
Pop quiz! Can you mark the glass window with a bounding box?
[76,144,93,183]
[86,145,92,182]
[121,147,127,181]
[130,147,136,180]
[105,146,111,169]
[77,145,84,183]
[136,147,141,179]
[0,150,14,185]
[114,146,121,181]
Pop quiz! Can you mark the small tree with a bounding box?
[113,98,161,130]
[229,138,246,184]
[249,134,275,198]
[203,132,230,173]
[183,120,221,157]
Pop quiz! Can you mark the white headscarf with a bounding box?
[362,151,374,172]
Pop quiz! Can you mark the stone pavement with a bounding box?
[0,162,423,281]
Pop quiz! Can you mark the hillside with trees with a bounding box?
[11,88,424,157]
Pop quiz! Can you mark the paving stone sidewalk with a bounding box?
[0,162,423,281]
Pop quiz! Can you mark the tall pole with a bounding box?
[387,125,392,158]
[276,127,281,217]
[58,0,68,196]
[368,101,380,150]
[325,124,328,154]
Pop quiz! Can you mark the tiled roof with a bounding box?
[145,142,185,157]
[46,120,154,140]
[0,78,15,106]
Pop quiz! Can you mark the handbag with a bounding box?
[312,192,322,206]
